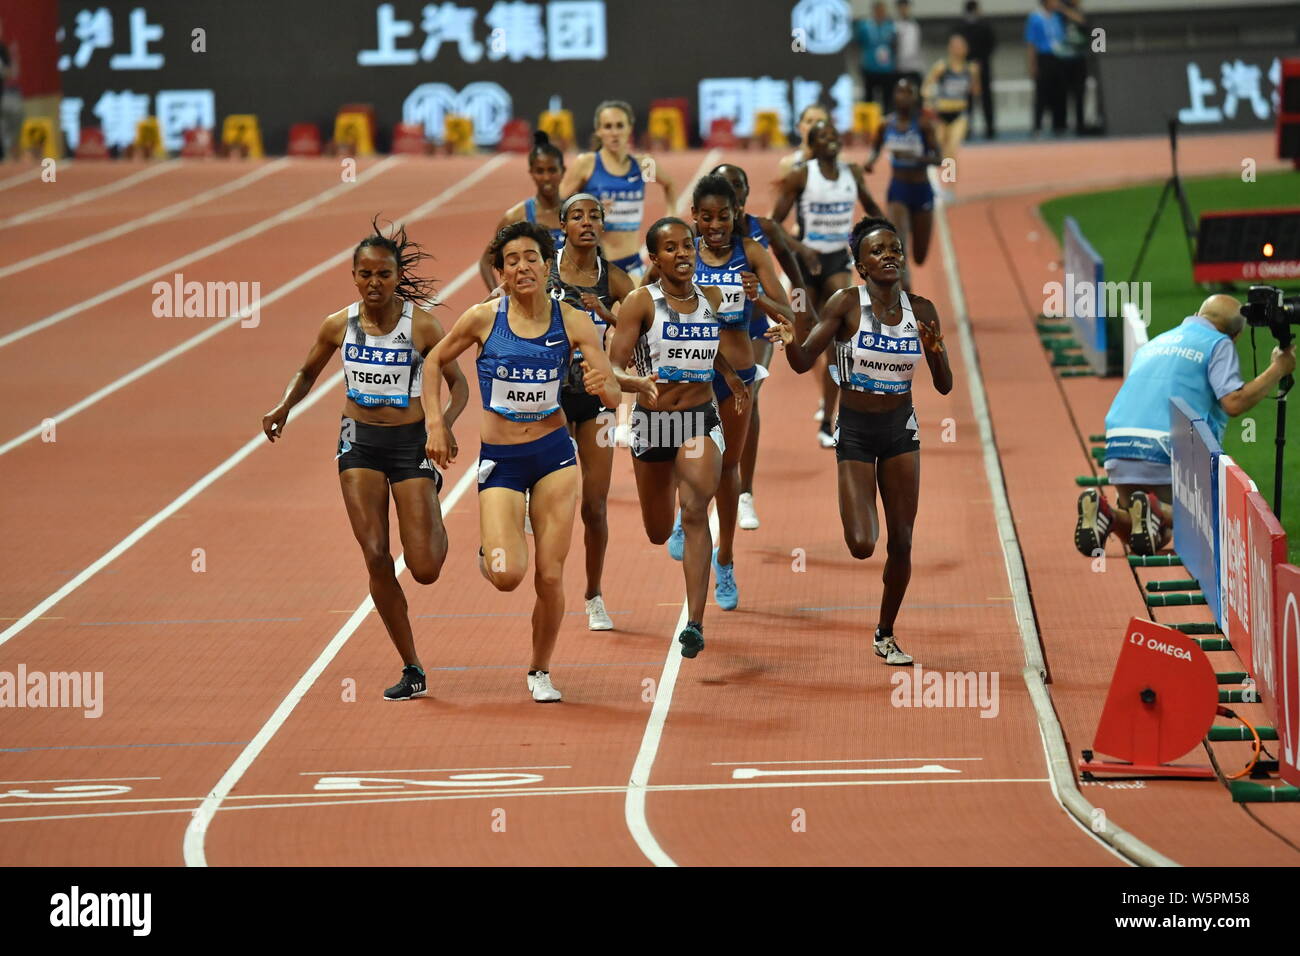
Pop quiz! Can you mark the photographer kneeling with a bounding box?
[1075,294,1295,556]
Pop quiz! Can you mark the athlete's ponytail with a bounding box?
[353,216,438,304]
[529,130,565,168]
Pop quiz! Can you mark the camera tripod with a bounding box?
[1271,360,1293,521]
[1128,118,1198,285]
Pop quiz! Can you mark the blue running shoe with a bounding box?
[713,548,738,611]
[667,509,685,561]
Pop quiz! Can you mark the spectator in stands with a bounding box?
[1025,0,1065,137]
[855,1,897,114]
[894,0,926,90]
[1056,0,1089,135]
[958,1,997,140]
[0,18,12,160]
[1074,295,1296,557]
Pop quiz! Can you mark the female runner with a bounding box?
[646,176,794,607]
[922,32,981,169]
[607,218,745,658]
[559,100,676,281]
[777,102,831,182]
[864,79,941,286]
[261,220,469,700]
[478,131,566,292]
[712,161,813,531]
[548,192,635,629]
[687,175,793,608]
[773,120,883,449]
[424,222,621,702]
[769,216,952,666]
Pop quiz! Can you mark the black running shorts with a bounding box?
[337,418,443,490]
[834,402,920,465]
[560,356,609,425]
[629,401,724,463]
[809,248,853,292]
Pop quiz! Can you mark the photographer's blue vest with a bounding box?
[1105,316,1230,465]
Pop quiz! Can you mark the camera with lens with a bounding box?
[1242,285,1300,348]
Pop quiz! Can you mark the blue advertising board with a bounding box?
[1171,397,1223,623]
[1062,216,1108,377]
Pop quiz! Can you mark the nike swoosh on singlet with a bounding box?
[545,338,564,346]
[727,262,745,270]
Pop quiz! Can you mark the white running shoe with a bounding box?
[738,492,760,530]
[524,490,533,535]
[817,428,837,449]
[586,595,614,631]
[873,635,914,666]
[527,670,562,702]
[813,399,825,423]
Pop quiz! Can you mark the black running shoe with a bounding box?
[1128,491,1160,557]
[1074,488,1113,557]
[384,665,428,701]
[678,624,705,659]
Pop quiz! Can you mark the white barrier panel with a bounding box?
[1122,301,1149,377]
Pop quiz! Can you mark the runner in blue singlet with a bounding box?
[425,222,623,703]
[559,99,677,281]
[865,79,942,286]
[478,131,566,292]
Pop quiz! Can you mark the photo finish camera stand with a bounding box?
[1129,118,1198,285]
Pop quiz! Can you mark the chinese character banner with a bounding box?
[57,0,857,153]
[1096,47,1288,138]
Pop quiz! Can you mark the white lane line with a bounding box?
[711,757,984,766]
[0,162,179,229]
[731,765,959,779]
[932,175,1169,867]
[624,506,720,868]
[0,167,40,192]
[2,778,1055,826]
[0,156,404,350]
[182,464,480,866]
[0,159,291,281]
[0,258,479,651]
[0,153,509,456]
[298,764,571,775]
[674,148,722,215]
[0,776,161,785]
[179,261,483,867]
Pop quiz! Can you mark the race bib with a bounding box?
[487,358,562,420]
[659,319,719,381]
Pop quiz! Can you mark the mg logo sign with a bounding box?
[402,82,512,146]
[791,0,851,54]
